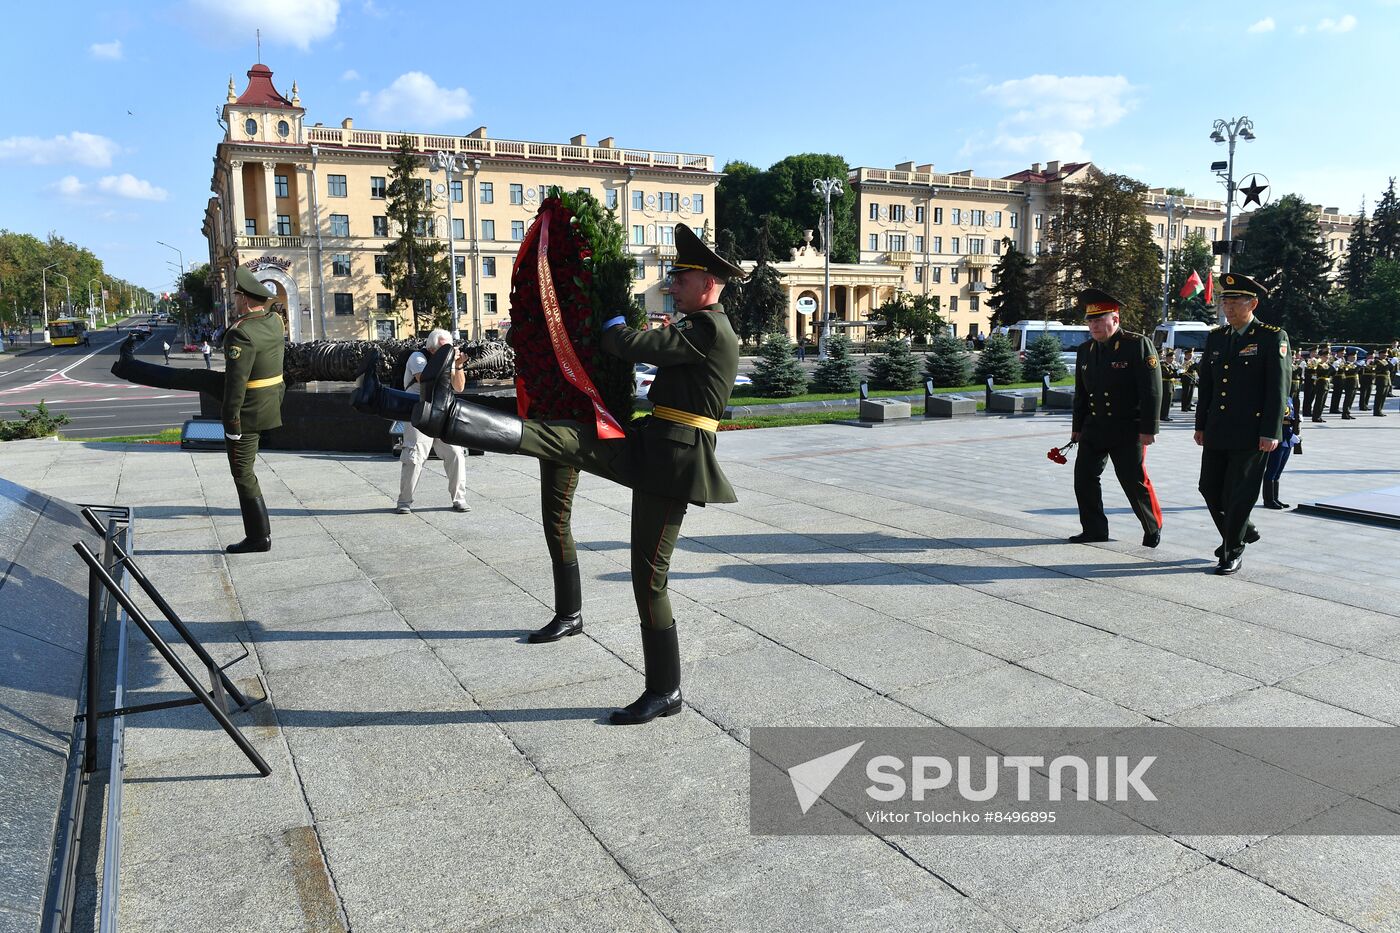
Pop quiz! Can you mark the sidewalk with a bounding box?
[4,406,1399,932]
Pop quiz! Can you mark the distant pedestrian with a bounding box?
[796,341,806,361]
[161,339,171,363]
[201,340,212,368]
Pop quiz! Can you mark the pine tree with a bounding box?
[973,333,1022,384]
[1341,201,1375,295]
[987,239,1036,328]
[750,332,808,397]
[867,336,921,390]
[1372,178,1400,262]
[732,218,787,343]
[1022,332,1069,380]
[924,333,972,387]
[1233,194,1336,340]
[382,137,449,336]
[810,333,861,393]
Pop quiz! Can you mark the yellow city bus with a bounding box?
[50,318,90,347]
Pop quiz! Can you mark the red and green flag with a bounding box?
[1179,270,1204,300]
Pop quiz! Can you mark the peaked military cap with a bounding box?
[234,265,275,300]
[1219,272,1269,299]
[670,224,746,281]
[1076,287,1123,318]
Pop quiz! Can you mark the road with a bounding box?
[0,321,207,439]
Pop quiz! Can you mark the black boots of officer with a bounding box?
[610,626,683,725]
[413,345,523,454]
[227,496,272,553]
[529,561,584,643]
[1262,480,1289,510]
[349,349,418,421]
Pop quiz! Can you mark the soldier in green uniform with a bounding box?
[1180,348,1198,412]
[1194,273,1289,575]
[1068,288,1163,547]
[1375,349,1396,417]
[1289,349,1303,417]
[1158,350,1179,423]
[1329,348,1346,414]
[409,224,743,725]
[1300,349,1316,417]
[1338,350,1361,419]
[1310,348,1332,422]
[1360,352,1375,411]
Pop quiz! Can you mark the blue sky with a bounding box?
[3,0,1395,292]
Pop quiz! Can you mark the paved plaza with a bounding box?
[5,406,1400,932]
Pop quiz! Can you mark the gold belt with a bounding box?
[651,405,719,433]
[246,374,284,389]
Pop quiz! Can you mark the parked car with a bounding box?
[634,363,752,398]
[1328,345,1370,362]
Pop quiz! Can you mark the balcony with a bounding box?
[652,244,677,259]
[885,251,913,265]
[970,282,989,293]
[236,235,305,250]
[964,254,995,268]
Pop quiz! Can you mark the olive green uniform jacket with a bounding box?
[1194,319,1290,449]
[222,310,286,435]
[601,303,739,504]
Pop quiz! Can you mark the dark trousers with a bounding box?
[226,432,263,500]
[1377,382,1392,415]
[1073,439,1162,538]
[1311,383,1330,420]
[1342,383,1357,414]
[1360,375,1373,409]
[1330,381,1343,413]
[1199,447,1269,559]
[519,420,689,631]
[539,461,580,567]
[1302,380,1314,417]
[1160,383,1176,420]
[1263,444,1291,483]
[1181,379,1195,411]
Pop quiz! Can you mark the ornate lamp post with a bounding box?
[432,151,472,340]
[811,177,843,360]
[1210,116,1255,277]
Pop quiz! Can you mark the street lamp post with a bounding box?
[40,262,59,342]
[811,177,843,360]
[1210,116,1255,280]
[432,151,472,341]
[1159,195,1182,324]
[88,278,101,329]
[53,272,71,322]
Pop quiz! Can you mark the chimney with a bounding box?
[468,126,488,139]
[1030,162,1041,174]
[570,133,588,146]
[895,161,915,172]
[598,137,615,149]
[1046,160,1061,174]
[341,117,353,129]
[916,163,934,174]
[1324,206,1339,214]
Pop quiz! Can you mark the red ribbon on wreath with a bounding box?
[517,206,625,439]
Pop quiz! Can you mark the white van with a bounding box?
[1003,320,1092,363]
[1154,320,1213,353]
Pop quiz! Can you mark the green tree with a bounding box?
[924,333,972,387]
[810,333,861,392]
[973,333,1022,384]
[716,160,764,259]
[1165,231,1217,323]
[750,332,808,398]
[986,239,1036,328]
[867,336,921,390]
[871,292,943,341]
[1022,332,1069,380]
[763,154,858,262]
[382,137,449,336]
[729,218,787,344]
[1340,201,1374,295]
[1341,258,1400,343]
[1371,178,1400,262]
[1039,170,1162,333]
[1232,194,1335,340]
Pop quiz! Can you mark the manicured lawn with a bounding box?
[66,428,183,444]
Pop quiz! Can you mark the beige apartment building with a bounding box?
[203,63,719,340]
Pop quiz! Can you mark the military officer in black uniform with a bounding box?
[408,224,743,725]
[1180,348,1199,412]
[1194,273,1289,575]
[1068,288,1164,547]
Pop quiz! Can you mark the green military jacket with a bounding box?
[1371,357,1395,389]
[222,310,286,435]
[1194,318,1290,449]
[602,303,739,504]
[1071,330,1161,447]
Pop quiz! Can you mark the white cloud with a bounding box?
[0,132,119,167]
[360,72,472,127]
[97,174,169,201]
[1247,17,1275,33]
[187,0,339,51]
[341,68,360,81]
[1317,14,1357,32]
[89,40,123,60]
[965,74,1137,162]
[51,175,88,198]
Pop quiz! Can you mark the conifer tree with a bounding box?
[383,137,449,336]
[750,332,808,397]
[987,239,1035,328]
[973,333,1022,384]
[1371,178,1400,262]
[1022,332,1069,380]
[810,333,861,393]
[924,333,972,387]
[867,336,921,390]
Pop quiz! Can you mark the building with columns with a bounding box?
[203,63,719,340]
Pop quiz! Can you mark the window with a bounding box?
[663,293,676,314]
[482,257,496,277]
[660,225,675,246]
[329,214,349,237]
[933,207,943,224]
[375,318,396,340]
[969,238,985,254]
[421,179,433,202]
[933,236,943,253]
[951,237,961,254]
[890,205,905,222]
[374,255,388,275]
[951,268,960,284]
[970,296,980,312]
[510,183,523,205]
[454,256,466,277]
[633,258,645,279]
[376,293,392,311]
[1034,240,1043,256]
[971,210,984,226]
[914,267,923,284]
[274,174,288,198]
[452,218,465,240]
[993,211,1002,228]
[371,176,386,199]
[1034,213,1043,230]
[481,219,495,240]
[511,220,525,241]
[915,206,925,223]
[328,174,347,197]
[914,235,925,252]
[692,193,704,214]
[868,234,879,250]
[632,190,644,211]
[931,267,942,283]
[1170,224,1178,240]
[577,186,590,196]
[483,293,498,315]
[1010,211,1018,229]
[373,216,388,237]
[660,261,673,280]
[333,293,354,315]
[450,180,463,203]
[948,296,958,312]
[948,323,957,338]
[951,208,962,225]
[606,188,618,210]
[479,181,494,204]
[1156,223,1164,238]
[869,202,880,220]
[332,254,351,276]
[888,233,906,251]
[993,239,1002,256]
[633,225,645,245]
[660,192,679,212]
[245,218,256,236]
[276,215,292,236]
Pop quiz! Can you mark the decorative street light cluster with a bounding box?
[811,176,843,360]
[431,150,476,341]
[1209,116,1256,277]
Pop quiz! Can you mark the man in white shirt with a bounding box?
[397,329,470,514]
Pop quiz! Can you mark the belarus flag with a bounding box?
[1179,270,1204,300]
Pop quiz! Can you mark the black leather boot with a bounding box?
[226,496,272,553]
[529,560,584,643]
[349,349,418,421]
[411,350,523,454]
[1271,481,1289,510]
[610,626,683,725]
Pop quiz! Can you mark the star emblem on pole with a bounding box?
[1239,176,1269,208]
